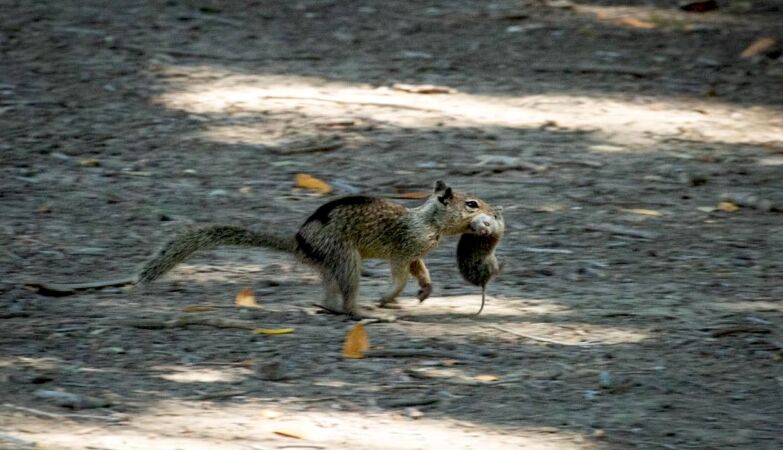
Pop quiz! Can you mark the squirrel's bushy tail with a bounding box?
[136,225,297,284]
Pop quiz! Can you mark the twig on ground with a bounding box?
[123,316,257,330]
[3,403,125,422]
[531,64,661,78]
[565,193,677,208]
[119,44,321,61]
[311,303,343,315]
[550,159,605,168]
[710,325,771,337]
[177,11,244,27]
[364,349,484,360]
[185,390,255,401]
[25,277,137,296]
[260,96,444,113]
[520,246,574,255]
[485,325,601,347]
[381,396,440,408]
[584,223,660,240]
[450,162,547,176]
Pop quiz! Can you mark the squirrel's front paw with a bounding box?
[417,284,432,302]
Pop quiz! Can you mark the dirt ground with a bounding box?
[1,1,782,449]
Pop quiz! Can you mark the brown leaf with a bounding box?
[183,305,215,313]
[740,37,777,59]
[391,83,457,94]
[273,428,307,439]
[718,201,739,212]
[236,359,256,368]
[235,288,258,307]
[617,17,656,29]
[474,374,499,382]
[295,173,333,194]
[342,323,370,359]
[79,159,101,167]
[253,328,294,335]
[621,208,661,217]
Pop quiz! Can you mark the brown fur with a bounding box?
[135,181,497,319]
[456,209,505,315]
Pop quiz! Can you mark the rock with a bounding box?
[405,407,424,419]
[33,389,111,409]
[598,371,613,388]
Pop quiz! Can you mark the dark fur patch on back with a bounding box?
[295,232,326,263]
[302,196,377,225]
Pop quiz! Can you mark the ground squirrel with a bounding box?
[136,180,499,319]
[457,208,504,315]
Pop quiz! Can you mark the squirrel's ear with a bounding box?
[438,187,453,205]
[433,180,448,193]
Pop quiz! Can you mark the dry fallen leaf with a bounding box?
[342,323,370,359]
[254,328,295,335]
[391,83,456,94]
[718,201,739,212]
[295,173,333,194]
[740,37,777,59]
[617,17,656,29]
[236,359,256,368]
[392,191,431,200]
[183,305,215,313]
[273,428,307,439]
[474,374,499,382]
[622,208,662,217]
[235,288,258,307]
[79,159,101,167]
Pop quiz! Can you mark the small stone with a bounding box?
[598,371,613,388]
[405,407,424,419]
[583,389,599,401]
[98,347,125,354]
[34,389,111,409]
[256,358,286,381]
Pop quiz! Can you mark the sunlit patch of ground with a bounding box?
[0,357,63,370]
[152,67,783,148]
[1,400,594,450]
[392,295,652,346]
[153,365,251,384]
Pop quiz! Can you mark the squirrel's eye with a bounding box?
[465,200,479,209]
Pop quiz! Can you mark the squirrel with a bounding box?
[456,207,504,315]
[135,180,500,320]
